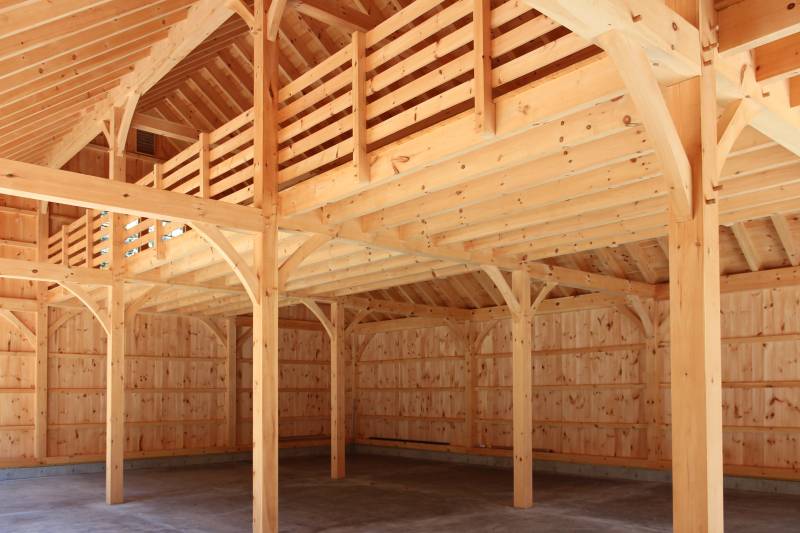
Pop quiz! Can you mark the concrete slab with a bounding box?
[0,455,798,532]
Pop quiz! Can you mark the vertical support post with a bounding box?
[153,162,163,190]
[34,207,48,460]
[666,1,723,531]
[463,322,475,448]
[330,301,346,479]
[154,220,165,260]
[106,103,128,505]
[643,300,661,461]
[511,270,532,508]
[60,226,68,265]
[109,106,126,184]
[351,335,364,442]
[151,164,165,259]
[226,317,238,448]
[199,131,211,199]
[106,280,125,505]
[253,1,280,531]
[351,31,369,183]
[252,221,279,533]
[473,0,495,136]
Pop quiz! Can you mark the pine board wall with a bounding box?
[0,303,332,467]
[354,289,800,481]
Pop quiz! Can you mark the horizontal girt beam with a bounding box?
[0,158,263,232]
[131,113,199,143]
[0,258,112,285]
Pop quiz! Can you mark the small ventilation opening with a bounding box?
[136,130,155,156]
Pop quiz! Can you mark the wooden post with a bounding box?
[152,163,165,260]
[60,225,68,265]
[511,270,532,508]
[473,0,495,136]
[666,1,723,530]
[330,301,346,479]
[199,131,211,199]
[643,300,661,461]
[34,207,48,460]
[252,224,279,533]
[253,1,280,531]
[106,279,125,504]
[351,31,369,183]
[226,317,238,448]
[464,322,475,448]
[106,104,128,505]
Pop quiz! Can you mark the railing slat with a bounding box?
[474,0,495,136]
[352,31,369,184]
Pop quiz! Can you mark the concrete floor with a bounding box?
[1,455,799,532]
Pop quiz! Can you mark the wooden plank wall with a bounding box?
[354,293,800,480]
[0,304,331,466]
[46,310,230,460]
[238,305,333,447]
[0,195,37,463]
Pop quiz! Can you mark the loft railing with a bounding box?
[47,0,590,268]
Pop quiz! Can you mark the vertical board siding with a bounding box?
[354,295,800,478]
[0,305,330,464]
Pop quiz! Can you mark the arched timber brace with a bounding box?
[59,282,111,336]
[0,310,35,346]
[298,297,334,338]
[278,234,331,290]
[196,317,228,348]
[716,98,757,176]
[191,222,259,305]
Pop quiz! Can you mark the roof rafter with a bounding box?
[40,0,235,169]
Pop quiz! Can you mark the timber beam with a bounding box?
[0,158,263,233]
[41,0,234,169]
[341,296,471,320]
[0,257,112,285]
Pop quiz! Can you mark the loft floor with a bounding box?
[1,454,798,532]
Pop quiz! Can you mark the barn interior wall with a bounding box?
[355,292,800,480]
[0,303,331,466]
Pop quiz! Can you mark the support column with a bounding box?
[252,226,279,533]
[666,1,723,530]
[106,279,125,504]
[253,1,280,531]
[511,271,532,508]
[226,317,238,448]
[34,206,48,460]
[106,104,128,505]
[330,301,346,479]
[464,322,475,449]
[643,300,661,462]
